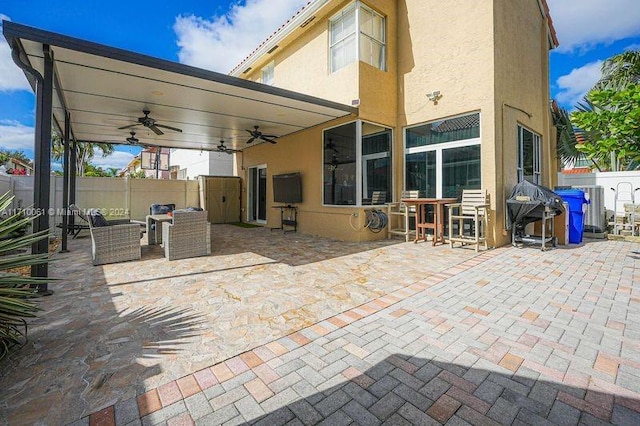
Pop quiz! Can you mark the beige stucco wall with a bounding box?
[244,1,359,107]
[492,0,555,246]
[239,116,385,242]
[235,0,554,245]
[238,0,398,242]
[397,0,498,245]
[357,0,397,128]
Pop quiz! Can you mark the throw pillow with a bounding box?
[89,210,110,227]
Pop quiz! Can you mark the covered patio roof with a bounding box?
[3,21,357,152]
[2,20,357,282]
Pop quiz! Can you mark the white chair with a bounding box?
[387,190,419,241]
[447,189,489,251]
[371,191,387,205]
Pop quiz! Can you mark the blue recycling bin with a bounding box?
[555,189,590,244]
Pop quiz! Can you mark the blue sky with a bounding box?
[1,0,639,169]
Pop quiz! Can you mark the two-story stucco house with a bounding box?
[227,0,559,247]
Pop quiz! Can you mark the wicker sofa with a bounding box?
[161,210,211,260]
[88,211,142,266]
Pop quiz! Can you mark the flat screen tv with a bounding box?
[273,172,302,204]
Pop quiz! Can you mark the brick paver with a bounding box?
[7,237,640,425]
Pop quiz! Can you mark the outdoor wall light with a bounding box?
[427,91,442,104]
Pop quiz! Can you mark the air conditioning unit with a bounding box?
[572,185,605,233]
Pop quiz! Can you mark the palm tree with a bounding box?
[0,192,52,358]
[559,50,640,171]
[106,167,120,177]
[51,135,115,176]
[551,101,603,172]
[595,50,640,90]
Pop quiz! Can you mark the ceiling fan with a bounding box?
[216,140,237,154]
[125,130,139,144]
[325,138,339,153]
[118,109,183,135]
[246,125,278,144]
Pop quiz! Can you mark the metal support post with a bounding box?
[30,45,54,295]
[60,111,71,252]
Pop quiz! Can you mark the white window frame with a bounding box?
[517,125,541,184]
[362,151,390,200]
[247,164,268,224]
[261,62,274,85]
[358,4,386,71]
[329,1,386,73]
[403,113,482,198]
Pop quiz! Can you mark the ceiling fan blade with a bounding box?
[148,125,164,135]
[264,138,277,144]
[261,134,278,139]
[246,137,256,144]
[118,123,140,130]
[155,124,183,133]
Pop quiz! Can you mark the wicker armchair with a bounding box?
[162,210,211,260]
[89,214,142,266]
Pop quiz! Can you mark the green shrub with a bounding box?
[0,192,52,359]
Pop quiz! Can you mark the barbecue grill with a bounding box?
[506,180,565,250]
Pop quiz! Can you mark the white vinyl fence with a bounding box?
[0,174,10,197]
[2,176,199,234]
[558,171,640,215]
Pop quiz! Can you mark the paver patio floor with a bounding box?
[88,238,639,426]
[0,224,480,424]
[2,228,640,425]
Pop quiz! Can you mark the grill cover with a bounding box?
[506,180,565,230]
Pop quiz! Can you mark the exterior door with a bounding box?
[248,166,267,223]
[205,177,240,223]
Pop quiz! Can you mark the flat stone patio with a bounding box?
[2,229,640,425]
[0,224,480,424]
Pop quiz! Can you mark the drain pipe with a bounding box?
[10,40,42,85]
[10,41,54,295]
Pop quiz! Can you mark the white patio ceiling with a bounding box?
[3,22,357,152]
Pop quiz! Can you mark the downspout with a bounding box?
[10,40,42,85]
[11,41,54,293]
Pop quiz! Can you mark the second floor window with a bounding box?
[330,2,386,73]
[261,62,274,85]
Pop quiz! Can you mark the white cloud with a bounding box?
[92,148,135,170]
[174,0,308,73]
[625,43,640,51]
[0,15,31,91]
[547,0,640,53]
[0,120,34,151]
[555,60,603,107]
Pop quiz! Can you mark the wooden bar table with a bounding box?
[401,198,457,245]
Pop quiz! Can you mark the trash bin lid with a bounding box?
[555,189,589,203]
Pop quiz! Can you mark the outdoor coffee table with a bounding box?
[146,214,172,245]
